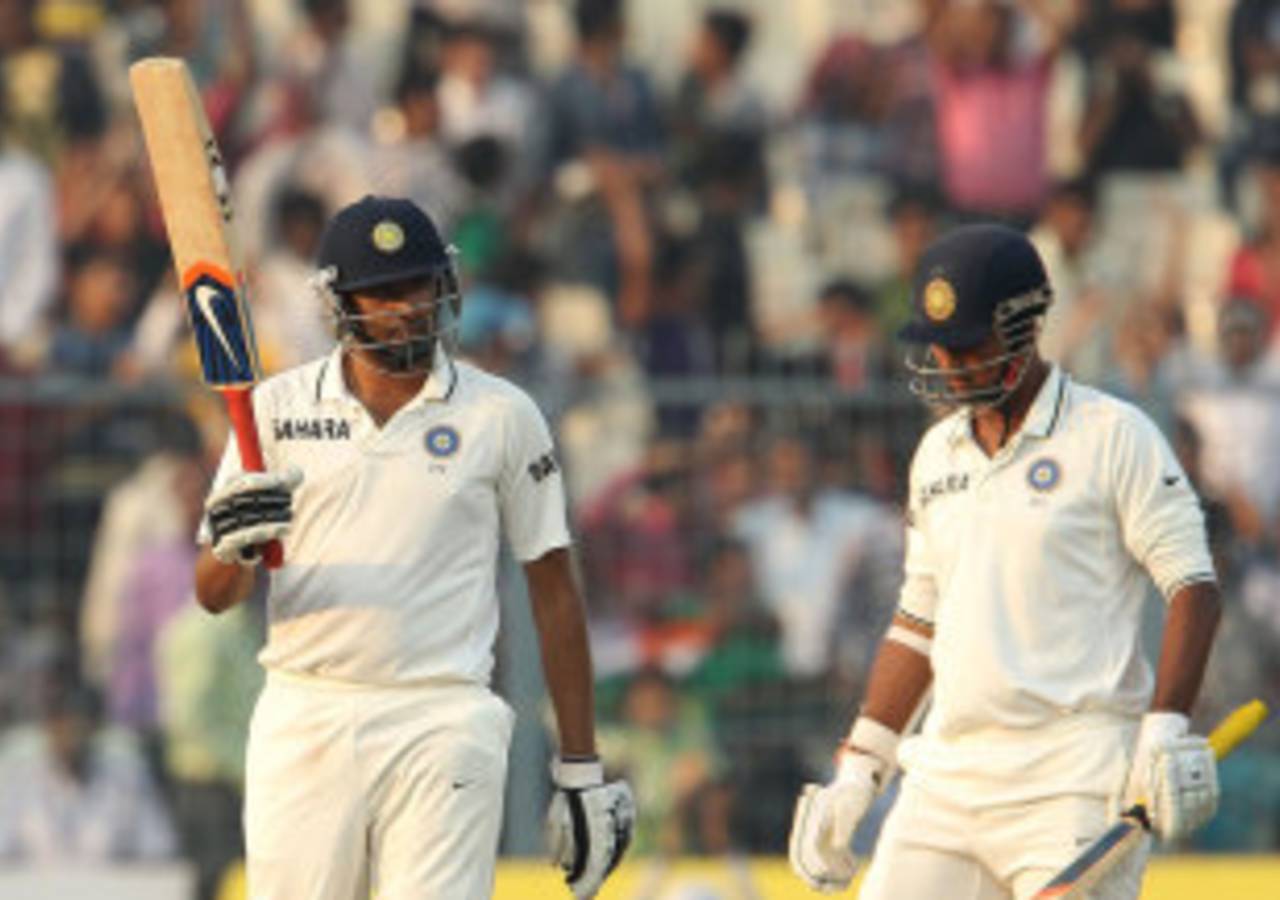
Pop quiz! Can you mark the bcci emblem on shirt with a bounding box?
[425,425,460,458]
[1027,457,1061,492]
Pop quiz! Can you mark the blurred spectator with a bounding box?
[231,76,371,267]
[543,283,654,507]
[597,668,723,855]
[0,682,176,862]
[1179,298,1280,540]
[247,186,335,370]
[80,415,208,692]
[46,249,138,380]
[0,74,59,369]
[733,434,900,678]
[1031,177,1112,380]
[272,0,388,134]
[543,0,664,328]
[871,185,940,341]
[815,277,892,393]
[437,15,535,203]
[1226,145,1280,346]
[680,537,784,703]
[106,451,208,744]
[1078,9,1200,178]
[578,437,694,621]
[456,249,540,378]
[924,0,1076,222]
[156,601,263,900]
[371,65,467,232]
[0,0,105,164]
[670,8,765,189]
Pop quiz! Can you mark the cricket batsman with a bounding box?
[193,195,633,899]
[788,224,1222,898]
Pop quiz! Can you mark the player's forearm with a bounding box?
[1150,580,1221,715]
[526,549,597,758]
[856,628,934,737]
[194,545,256,614]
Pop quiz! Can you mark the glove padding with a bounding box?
[1119,712,1219,841]
[788,751,883,893]
[546,759,635,899]
[206,466,303,566]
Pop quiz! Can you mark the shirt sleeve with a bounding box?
[498,389,572,562]
[898,449,940,628]
[1109,407,1216,599]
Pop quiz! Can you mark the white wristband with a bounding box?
[552,757,604,789]
[844,716,901,770]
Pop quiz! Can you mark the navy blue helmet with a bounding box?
[313,195,461,374]
[898,224,1052,407]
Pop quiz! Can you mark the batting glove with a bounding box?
[205,465,303,566]
[1119,711,1219,842]
[546,758,635,899]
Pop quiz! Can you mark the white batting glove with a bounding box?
[789,730,891,895]
[205,465,303,566]
[1119,712,1219,842]
[546,758,635,899]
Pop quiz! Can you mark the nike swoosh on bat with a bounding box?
[194,283,240,365]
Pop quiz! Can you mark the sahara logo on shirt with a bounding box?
[274,417,352,440]
[917,471,970,509]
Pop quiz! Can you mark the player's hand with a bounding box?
[788,750,884,893]
[546,758,635,899]
[206,465,303,566]
[1119,711,1219,841]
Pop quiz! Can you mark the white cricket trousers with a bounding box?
[858,777,1148,900]
[245,671,515,900]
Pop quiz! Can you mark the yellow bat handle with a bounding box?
[1207,699,1269,760]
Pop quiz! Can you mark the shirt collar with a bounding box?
[316,346,458,408]
[945,363,1068,448]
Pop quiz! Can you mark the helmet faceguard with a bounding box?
[903,284,1051,409]
[311,246,462,376]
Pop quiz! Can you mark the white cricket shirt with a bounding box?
[201,348,571,686]
[894,365,1215,804]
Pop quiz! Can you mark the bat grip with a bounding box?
[224,388,283,569]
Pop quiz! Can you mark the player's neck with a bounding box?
[969,356,1049,456]
[343,351,429,427]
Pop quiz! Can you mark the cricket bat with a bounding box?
[1033,699,1269,899]
[129,57,282,568]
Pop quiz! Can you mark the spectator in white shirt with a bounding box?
[0,683,176,862]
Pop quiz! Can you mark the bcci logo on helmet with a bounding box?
[923,277,957,323]
[372,220,406,254]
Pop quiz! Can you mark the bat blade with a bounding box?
[1033,700,1269,899]
[130,57,281,567]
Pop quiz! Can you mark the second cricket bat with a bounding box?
[1034,700,1268,899]
[129,57,282,567]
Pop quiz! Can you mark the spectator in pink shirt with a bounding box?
[924,0,1077,224]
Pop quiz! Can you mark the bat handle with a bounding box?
[224,388,283,569]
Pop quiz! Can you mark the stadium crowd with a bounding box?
[1,0,1279,893]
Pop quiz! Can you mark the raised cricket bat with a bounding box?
[129,57,282,568]
[1033,699,1269,899]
